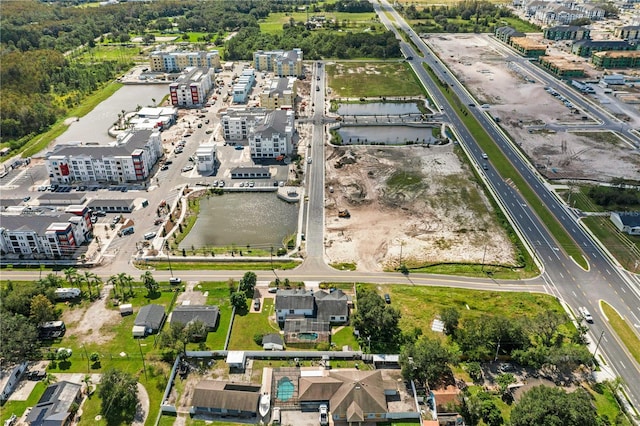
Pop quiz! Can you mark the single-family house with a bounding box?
[26,381,82,426]
[191,380,261,418]
[170,305,220,332]
[610,212,640,235]
[314,289,350,324]
[133,304,166,337]
[298,370,395,423]
[262,333,284,350]
[275,289,315,323]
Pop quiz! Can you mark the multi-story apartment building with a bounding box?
[253,49,303,77]
[615,25,640,40]
[232,69,256,104]
[543,25,590,41]
[572,39,638,57]
[259,77,297,110]
[149,50,221,73]
[248,110,295,159]
[0,208,92,258]
[45,130,162,184]
[495,26,525,44]
[592,50,640,68]
[169,67,214,108]
[222,108,268,141]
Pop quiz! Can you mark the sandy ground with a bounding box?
[426,33,640,182]
[323,144,515,271]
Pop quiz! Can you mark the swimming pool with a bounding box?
[276,377,295,401]
[298,332,318,340]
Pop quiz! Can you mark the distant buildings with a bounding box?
[254,49,304,77]
[259,77,297,110]
[524,1,603,25]
[45,129,163,185]
[615,25,640,41]
[149,50,221,73]
[169,67,214,108]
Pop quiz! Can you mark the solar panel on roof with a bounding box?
[40,386,56,402]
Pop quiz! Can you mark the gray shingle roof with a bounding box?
[49,130,153,158]
[314,289,349,321]
[26,381,81,426]
[171,305,219,330]
[275,289,315,311]
[134,304,166,330]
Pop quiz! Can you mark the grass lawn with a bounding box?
[601,302,640,365]
[0,382,46,423]
[228,299,279,350]
[137,260,300,271]
[198,282,234,351]
[587,384,633,425]
[332,326,360,350]
[359,284,566,337]
[327,61,425,98]
[76,45,145,63]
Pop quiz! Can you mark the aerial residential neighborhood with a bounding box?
[2,0,640,426]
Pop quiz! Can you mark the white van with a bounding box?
[272,407,281,424]
[144,232,156,240]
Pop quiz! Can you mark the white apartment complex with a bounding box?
[169,67,214,108]
[254,49,304,77]
[248,110,295,159]
[222,108,268,141]
[149,50,221,73]
[45,129,162,184]
[0,207,92,258]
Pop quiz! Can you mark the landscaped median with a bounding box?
[423,62,588,269]
[601,301,640,365]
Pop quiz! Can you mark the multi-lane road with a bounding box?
[374,0,640,409]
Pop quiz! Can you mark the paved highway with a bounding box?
[374,0,640,410]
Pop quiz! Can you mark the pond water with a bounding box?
[58,84,169,144]
[337,102,421,116]
[337,125,437,145]
[179,192,299,249]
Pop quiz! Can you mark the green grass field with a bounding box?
[332,326,360,350]
[601,302,640,365]
[228,299,279,350]
[259,11,379,35]
[198,282,234,351]
[0,382,46,423]
[359,284,566,337]
[327,61,425,98]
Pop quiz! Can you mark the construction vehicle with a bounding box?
[338,209,350,218]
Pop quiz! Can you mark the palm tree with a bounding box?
[64,267,78,287]
[118,273,134,299]
[83,271,101,300]
[107,275,120,300]
[140,271,158,297]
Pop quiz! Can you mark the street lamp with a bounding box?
[165,241,173,277]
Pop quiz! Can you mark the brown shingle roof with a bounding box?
[191,380,261,413]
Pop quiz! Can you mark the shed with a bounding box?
[132,326,146,338]
[262,333,284,351]
[120,304,133,316]
[226,351,246,370]
[191,380,260,418]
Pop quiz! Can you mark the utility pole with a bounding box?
[594,330,605,359]
[138,339,148,381]
[494,340,501,362]
[166,241,173,277]
[82,344,90,374]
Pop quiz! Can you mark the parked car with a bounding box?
[319,404,329,426]
[160,165,169,171]
[169,277,182,285]
[27,370,46,381]
[384,294,391,304]
[181,165,194,172]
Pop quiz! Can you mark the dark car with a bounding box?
[384,294,391,304]
[28,370,47,381]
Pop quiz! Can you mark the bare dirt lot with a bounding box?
[426,33,640,182]
[323,143,516,272]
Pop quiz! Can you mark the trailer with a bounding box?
[54,288,81,300]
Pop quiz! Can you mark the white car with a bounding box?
[319,404,329,426]
[579,307,593,323]
[181,165,194,172]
